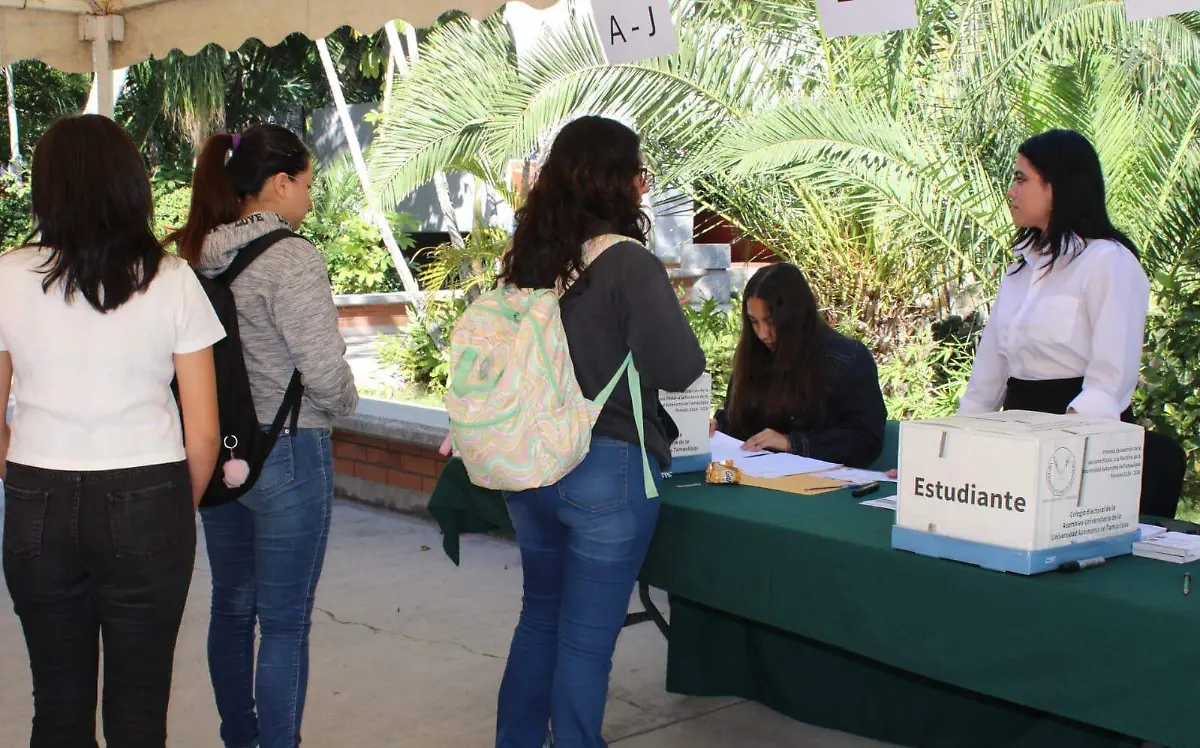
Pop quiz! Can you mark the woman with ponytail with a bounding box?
[169,124,357,748]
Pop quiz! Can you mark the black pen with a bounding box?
[850,481,881,498]
[1058,557,1106,573]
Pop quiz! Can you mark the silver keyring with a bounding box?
[223,435,239,451]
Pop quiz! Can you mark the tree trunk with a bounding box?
[4,65,21,178]
[314,37,429,323]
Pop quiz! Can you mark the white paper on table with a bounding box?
[860,496,898,511]
[731,452,841,479]
[814,467,897,485]
[710,431,767,463]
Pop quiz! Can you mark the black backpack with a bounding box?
[180,228,305,508]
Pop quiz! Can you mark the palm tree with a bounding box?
[366,0,1200,468]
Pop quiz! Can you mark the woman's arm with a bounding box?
[787,343,888,468]
[0,351,11,481]
[174,348,221,507]
[1068,247,1150,419]
[618,247,706,392]
[268,243,359,417]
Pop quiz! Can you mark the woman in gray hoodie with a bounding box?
[170,124,357,748]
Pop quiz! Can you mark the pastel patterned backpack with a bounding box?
[444,234,658,498]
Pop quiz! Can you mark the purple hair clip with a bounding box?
[231,134,242,151]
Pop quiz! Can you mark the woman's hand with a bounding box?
[743,429,790,453]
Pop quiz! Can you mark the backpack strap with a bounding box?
[218,227,306,445]
[582,234,659,499]
[592,353,659,500]
[217,228,297,285]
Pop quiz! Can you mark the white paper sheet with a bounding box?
[731,452,841,479]
[860,496,898,511]
[814,467,897,485]
[710,431,768,463]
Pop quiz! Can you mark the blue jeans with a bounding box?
[496,436,661,748]
[199,429,334,748]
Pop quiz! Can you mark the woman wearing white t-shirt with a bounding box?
[0,116,224,745]
[960,129,1186,516]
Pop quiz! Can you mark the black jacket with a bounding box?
[715,331,887,468]
[560,241,706,468]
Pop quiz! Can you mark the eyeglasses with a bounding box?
[638,166,654,188]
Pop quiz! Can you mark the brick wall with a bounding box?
[332,428,448,508]
[336,303,412,333]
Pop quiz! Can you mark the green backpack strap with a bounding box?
[593,352,660,499]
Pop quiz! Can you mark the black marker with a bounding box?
[850,481,881,498]
[1058,557,1106,573]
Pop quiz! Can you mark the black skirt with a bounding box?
[1003,377,1134,423]
[1003,377,1184,518]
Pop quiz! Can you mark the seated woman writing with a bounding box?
[713,263,887,468]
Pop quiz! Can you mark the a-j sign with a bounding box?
[1125,0,1200,21]
[591,0,678,65]
[816,0,918,38]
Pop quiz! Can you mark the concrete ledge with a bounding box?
[335,398,448,448]
[335,473,433,515]
[333,290,459,307]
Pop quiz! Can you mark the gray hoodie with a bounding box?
[199,212,358,430]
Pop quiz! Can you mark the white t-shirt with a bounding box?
[0,248,226,471]
[959,237,1150,421]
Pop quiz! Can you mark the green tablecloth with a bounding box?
[428,450,1200,748]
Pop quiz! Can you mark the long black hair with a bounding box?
[499,116,649,290]
[726,263,830,435]
[30,115,164,313]
[169,123,310,265]
[1014,129,1137,272]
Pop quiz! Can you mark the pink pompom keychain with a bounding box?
[222,435,251,488]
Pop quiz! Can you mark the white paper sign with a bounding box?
[1125,0,1200,21]
[659,373,711,466]
[816,0,918,39]
[590,0,678,65]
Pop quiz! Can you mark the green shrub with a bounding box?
[683,298,741,411]
[151,169,193,241]
[302,155,418,295]
[1136,267,1200,515]
[378,299,465,397]
[0,172,32,250]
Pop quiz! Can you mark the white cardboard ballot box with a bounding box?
[659,373,711,474]
[891,410,1144,574]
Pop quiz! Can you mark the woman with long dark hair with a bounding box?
[495,115,704,748]
[960,129,1185,516]
[170,124,357,748]
[0,114,223,746]
[960,129,1150,420]
[714,263,887,467]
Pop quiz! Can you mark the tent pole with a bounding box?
[79,15,124,119]
[314,37,428,323]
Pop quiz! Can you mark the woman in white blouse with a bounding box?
[960,129,1185,516]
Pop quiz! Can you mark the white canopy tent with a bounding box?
[0,0,558,116]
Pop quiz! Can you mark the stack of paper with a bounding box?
[710,432,768,463]
[731,452,841,479]
[1132,532,1200,564]
[1138,524,1168,541]
[815,467,898,485]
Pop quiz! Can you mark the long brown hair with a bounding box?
[726,264,829,435]
[499,116,649,290]
[169,124,309,265]
[29,115,164,313]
